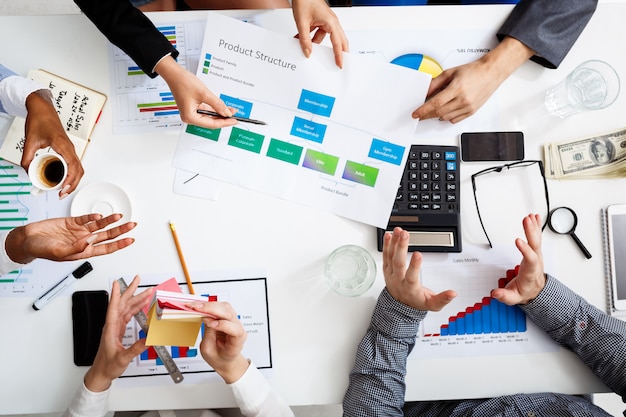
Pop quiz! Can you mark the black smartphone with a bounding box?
[460,131,524,162]
[72,290,109,366]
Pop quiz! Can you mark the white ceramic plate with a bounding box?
[70,182,132,222]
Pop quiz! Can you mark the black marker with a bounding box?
[196,109,267,125]
[32,261,93,310]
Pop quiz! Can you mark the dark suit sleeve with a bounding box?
[497,0,598,69]
[74,0,179,78]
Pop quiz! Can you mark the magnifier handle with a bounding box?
[570,233,592,259]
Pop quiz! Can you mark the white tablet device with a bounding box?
[606,204,626,311]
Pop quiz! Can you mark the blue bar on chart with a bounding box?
[136,92,179,117]
[434,270,527,337]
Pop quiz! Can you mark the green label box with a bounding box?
[228,127,265,153]
[266,139,303,165]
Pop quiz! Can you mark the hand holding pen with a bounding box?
[196,109,267,125]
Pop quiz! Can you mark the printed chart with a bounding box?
[347,28,503,137]
[411,263,557,359]
[120,273,271,380]
[0,162,71,297]
[173,12,431,228]
[109,22,205,134]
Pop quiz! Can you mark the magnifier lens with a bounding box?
[550,207,576,234]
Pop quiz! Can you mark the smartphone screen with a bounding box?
[608,209,626,309]
[72,290,109,366]
[460,132,524,162]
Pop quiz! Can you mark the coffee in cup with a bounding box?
[28,149,68,195]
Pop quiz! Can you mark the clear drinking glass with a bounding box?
[324,245,376,297]
[545,60,620,118]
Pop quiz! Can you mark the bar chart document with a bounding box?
[173,12,431,228]
[410,248,558,359]
[0,163,71,297]
[118,269,271,385]
[109,20,206,134]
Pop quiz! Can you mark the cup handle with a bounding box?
[30,187,42,196]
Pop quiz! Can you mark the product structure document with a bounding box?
[173,12,431,228]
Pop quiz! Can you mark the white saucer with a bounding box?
[71,182,132,222]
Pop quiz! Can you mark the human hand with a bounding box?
[192,301,249,384]
[411,60,504,123]
[491,214,546,305]
[412,36,534,124]
[23,91,84,198]
[84,276,153,392]
[383,227,456,311]
[5,213,136,265]
[155,56,239,130]
[292,0,349,68]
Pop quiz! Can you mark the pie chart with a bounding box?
[391,53,443,77]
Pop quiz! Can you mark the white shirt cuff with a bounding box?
[0,75,47,118]
[151,52,173,75]
[64,381,110,417]
[0,232,26,276]
[228,360,271,413]
[228,361,294,417]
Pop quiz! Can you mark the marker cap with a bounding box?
[73,261,93,279]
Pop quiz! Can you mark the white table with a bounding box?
[0,4,625,413]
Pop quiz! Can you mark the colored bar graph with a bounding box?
[137,91,179,117]
[127,65,144,76]
[158,26,177,47]
[434,269,527,336]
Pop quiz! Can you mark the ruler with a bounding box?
[117,278,184,383]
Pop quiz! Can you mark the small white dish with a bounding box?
[71,182,132,222]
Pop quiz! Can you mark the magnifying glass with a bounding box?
[547,207,592,259]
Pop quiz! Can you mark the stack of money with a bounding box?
[544,127,626,179]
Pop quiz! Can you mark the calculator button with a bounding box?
[432,161,441,170]
[446,194,457,202]
[446,183,456,191]
[432,203,441,210]
[420,204,430,210]
[432,172,441,181]
[446,162,457,171]
[446,172,456,181]
[420,151,430,159]
[444,151,457,160]
[432,193,442,201]
[432,151,442,160]
[432,183,441,191]
[420,194,431,202]
[421,162,430,170]
[409,193,419,201]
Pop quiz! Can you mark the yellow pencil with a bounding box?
[169,221,195,295]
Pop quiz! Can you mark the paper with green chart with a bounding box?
[173,12,431,228]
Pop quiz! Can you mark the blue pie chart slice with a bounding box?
[391,53,443,77]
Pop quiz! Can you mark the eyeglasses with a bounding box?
[471,160,550,248]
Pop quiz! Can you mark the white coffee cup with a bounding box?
[28,148,68,195]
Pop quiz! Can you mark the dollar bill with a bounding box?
[544,127,626,179]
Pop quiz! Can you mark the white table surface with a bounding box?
[1,4,625,413]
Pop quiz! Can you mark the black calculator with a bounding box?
[377,144,462,252]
